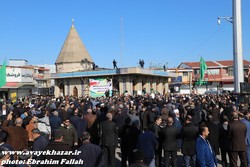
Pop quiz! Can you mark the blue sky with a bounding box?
[0,0,249,69]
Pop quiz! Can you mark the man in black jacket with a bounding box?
[41,129,73,167]
[161,116,179,167]
[75,132,104,167]
[228,112,247,167]
[99,112,118,167]
[181,115,198,167]
[32,128,49,151]
[206,115,220,156]
[149,116,162,167]
[119,117,131,167]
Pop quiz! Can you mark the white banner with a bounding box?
[89,78,112,97]
[6,68,33,82]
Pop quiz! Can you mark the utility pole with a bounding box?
[218,0,244,93]
[120,17,124,68]
[233,0,244,93]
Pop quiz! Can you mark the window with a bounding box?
[244,69,249,75]
[228,69,234,76]
[194,70,199,74]
[183,72,188,76]
[207,69,219,75]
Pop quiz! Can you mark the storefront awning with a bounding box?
[1,82,35,89]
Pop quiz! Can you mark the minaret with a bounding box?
[55,20,93,73]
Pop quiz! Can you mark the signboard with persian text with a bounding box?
[6,68,33,82]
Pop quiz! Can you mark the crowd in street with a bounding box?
[0,92,249,167]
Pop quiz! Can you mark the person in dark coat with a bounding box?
[161,104,169,124]
[189,101,202,126]
[120,117,132,167]
[240,110,250,167]
[137,129,158,166]
[173,109,182,150]
[181,115,198,167]
[209,102,220,124]
[87,110,100,145]
[67,102,75,118]
[148,116,162,167]
[59,118,78,148]
[57,104,67,121]
[0,104,9,119]
[141,106,149,131]
[113,107,128,136]
[49,111,62,140]
[219,115,230,167]
[228,112,247,167]
[75,132,104,167]
[161,116,179,167]
[85,108,97,131]
[0,146,11,166]
[147,107,156,128]
[129,150,148,167]
[128,120,141,164]
[113,59,118,69]
[205,115,220,156]
[99,112,118,167]
[16,148,33,167]
[0,131,14,161]
[41,129,73,167]
[31,128,48,151]
[70,109,87,145]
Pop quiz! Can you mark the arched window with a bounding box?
[73,86,78,97]
[59,83,65,96]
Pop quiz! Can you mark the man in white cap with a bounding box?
[173,109,182,150]
[173,109,181,129]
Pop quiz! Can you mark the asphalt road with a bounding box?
[114,147,237,167]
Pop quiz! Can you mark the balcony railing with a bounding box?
[192,74,233,82]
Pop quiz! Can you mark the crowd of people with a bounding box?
[0,92,249,167]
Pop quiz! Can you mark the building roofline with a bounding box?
[50,67,177,79]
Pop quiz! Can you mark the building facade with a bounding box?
[52,67,175,97]
[0,59,51,100]
[52,23,176,97]
[177,60,250,94]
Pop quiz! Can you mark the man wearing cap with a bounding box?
[32,128,49,151]
[173,109,182,151]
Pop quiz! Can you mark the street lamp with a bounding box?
[218,0,244,94]
[217,16,233,25]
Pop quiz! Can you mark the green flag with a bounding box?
[0,59,6,88]
[199,57,207,86]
